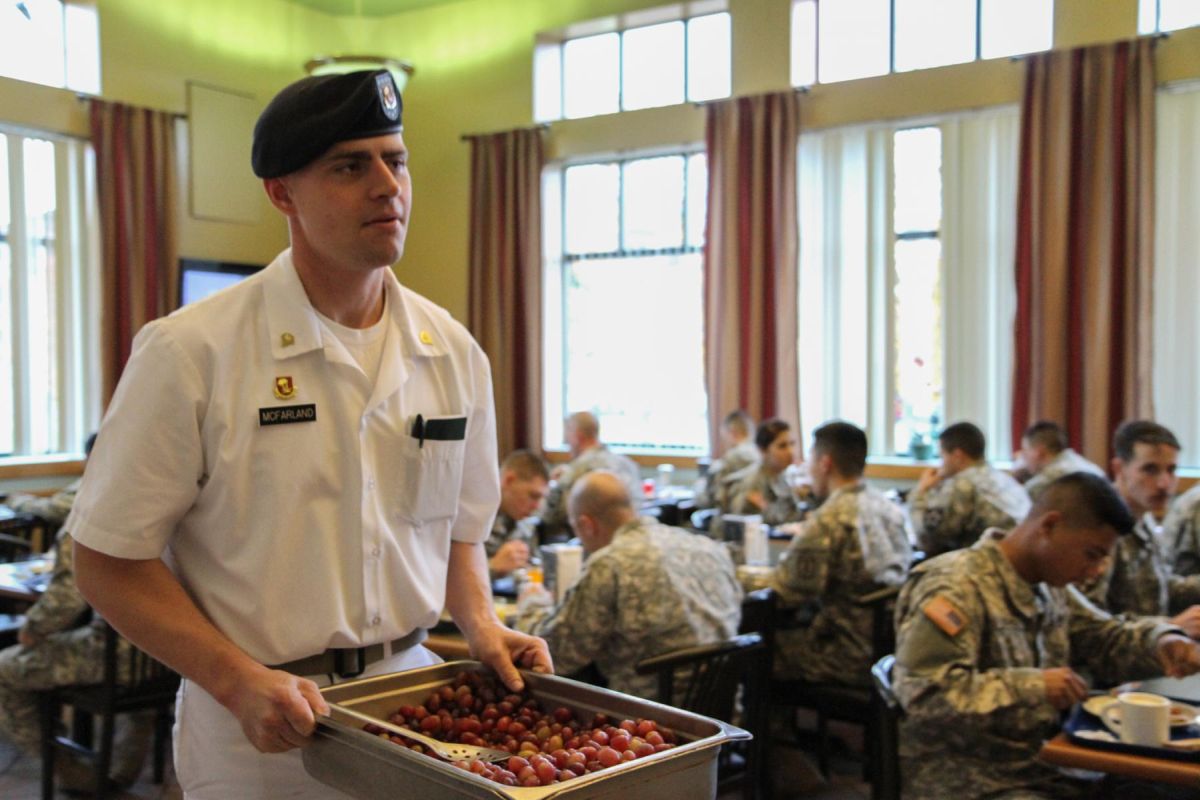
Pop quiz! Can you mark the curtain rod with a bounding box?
[75,93,188,120]
[1008,30,1170,61]
[460,122,549,142]
[693,85,809,108]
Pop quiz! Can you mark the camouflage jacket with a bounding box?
[729,465,806,526]
[540,446,642,534]
[894,531,1174,799]
[1080,513,1200,617]
[513,517,743,699]
[4,478,82,527]
[771,483,911,685]
[1166,483,1200,576]
[1024,449,1106,501]
[695,440,760,510]
[909,464,1031,557]
[24,529,95,638]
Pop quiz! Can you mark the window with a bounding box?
[1152,84,1200,464]
[543,152,709,455]
[534,5,730,122]
[790,0,1053,86]
[1139,0,1200,33]
[797,107,1019,459]
[0,129,100,458]
[0,0,100,94]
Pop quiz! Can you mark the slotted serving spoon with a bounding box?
[327,702,512,763]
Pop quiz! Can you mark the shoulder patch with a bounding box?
[923,595,967,637]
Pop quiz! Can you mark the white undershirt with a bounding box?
[316,301,389,387]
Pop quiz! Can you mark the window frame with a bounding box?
[543,147,710,456]
[533,1,730,123]
[791,0,1053,86]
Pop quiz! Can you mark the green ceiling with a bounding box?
[285,0,463,16]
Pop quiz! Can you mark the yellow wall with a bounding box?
[0,0,1197,322]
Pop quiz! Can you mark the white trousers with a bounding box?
[174,645,441,799]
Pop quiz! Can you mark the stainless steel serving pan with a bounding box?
[302,660,750,799]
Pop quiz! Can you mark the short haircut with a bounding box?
[812,421,868,477]
[722,409,755,438]
[1022,420,1068,454]
[755,418,791,452]
[567,411,599,440]
[1112,419,1181,463]
[1033,472,1136,536]
[939,421,986,460]
[567,470,632,528]
[501,449,550,482]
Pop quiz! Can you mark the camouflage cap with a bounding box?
[251,69,403,179]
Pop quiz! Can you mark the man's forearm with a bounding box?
[445,540,502,640]
[74,541,268,707]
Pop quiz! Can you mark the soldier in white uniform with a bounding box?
[908,420,1031,556]
[65,70,551,799]
[1015,420,1106,501]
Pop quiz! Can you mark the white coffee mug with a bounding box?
[1101,691,1170,746]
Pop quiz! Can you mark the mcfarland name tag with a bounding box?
[259,404,317,426]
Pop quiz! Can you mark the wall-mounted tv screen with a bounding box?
[179,259,262,306]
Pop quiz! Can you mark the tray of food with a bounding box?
[302,660,749,799]
[1066,693,1200,761]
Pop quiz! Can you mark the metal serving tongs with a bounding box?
[326,702,512,763]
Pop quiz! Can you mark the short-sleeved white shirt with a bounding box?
[66,250,499,665]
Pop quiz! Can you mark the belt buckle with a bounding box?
[333,647,366,678]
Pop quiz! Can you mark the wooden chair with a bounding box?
[0,511,50,556]
[40,619,180,799]
[635,632,770,800]
[770,584,901,780]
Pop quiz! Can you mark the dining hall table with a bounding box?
[1039,674,1200,787]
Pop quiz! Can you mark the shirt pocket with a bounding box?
[395,416,467,523]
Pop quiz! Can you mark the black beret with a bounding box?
[252,69,404,179]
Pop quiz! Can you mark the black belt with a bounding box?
[268,629,426,678]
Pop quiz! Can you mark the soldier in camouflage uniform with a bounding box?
[729,418,808,526]
[771,422,911,685]
[485,450,549,578]
[1078,421,1200,635]
[514,471,742,699]
[0,530,148,779]
[908,420,1031,556]
[539,412,642,537]
[895,473,1200,800]
[1016,420,1106,501]
[1166,482,1200,576]
[695,410,760,510]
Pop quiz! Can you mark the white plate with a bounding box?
[1083,695,1200,727]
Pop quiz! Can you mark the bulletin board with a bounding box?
[187,81,261,224]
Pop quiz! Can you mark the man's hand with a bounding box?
[465,621,553,693]
[223,666,330,753]
[745,490,766,511]
[1170,606,1200,639]
[1156,633,1200,678]
[488,541,531,576]
[1042,666,1089,710]
[915,467,944,496]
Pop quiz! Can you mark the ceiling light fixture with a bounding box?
[302,0,413,93]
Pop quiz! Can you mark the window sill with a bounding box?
[0,455,86,481]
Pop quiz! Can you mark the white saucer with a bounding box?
[1084,695,1200,727]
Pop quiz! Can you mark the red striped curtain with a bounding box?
[466,128,544,458]
[703,92,801,448]
[89,101,179,406]
[1010,39,1156,465]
